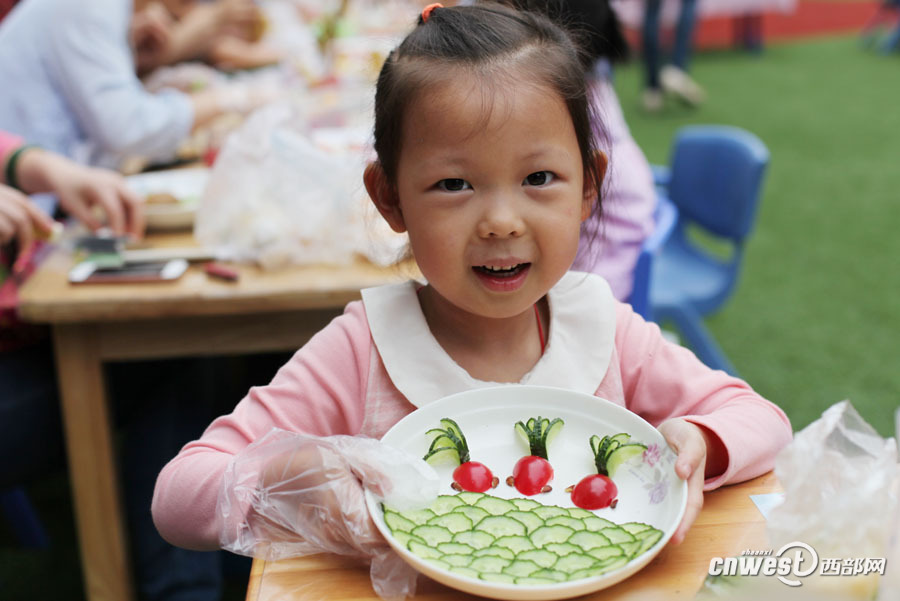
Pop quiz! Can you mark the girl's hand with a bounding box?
[657,418,711,544]
[0,184,56,273]
[15,150,145,240]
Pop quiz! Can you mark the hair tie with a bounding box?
[421,3,442,23]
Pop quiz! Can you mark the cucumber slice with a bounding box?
[469,555,512,574]
[451,505,490,525]
[439,418,467,444]
[437,542,475,555]
[606,443,647,476]
[384,511,415,533]
[422,447,460,465]
[452,530,495,550]
[449,566,480,579]
[502,559,541,578]
[430,495,466,515]
[589,434,603,457]
[583,516,616,532]
[544,542,580,557]
[531,568,568,582]
[620,522,652,535]
[401,508,436,526]
[474,496,516,516]
[542,418,564,451]
[473,515,526,537]
[530,525,575,548]
[506,510,543,534]
[391,531,426,548]
[425,558,450,570]
[619,540,641,558]
[473,546,515,560]
[568,530,612,551]
[510,498,540,511]
[517,549,559,569]
[599,527,635,544]
[545,515,586,531]
[456,491,485,505]
[514,421,530,447]
[516,576,558,585]
[609,433,631,445]
[408,540,442,559]
[480,572,515,583]
[428,512,473,534]
[425,433,456,452]
[441,553,472,567]
[635,529,663,555]
[587,545,624,561]
[595,555,629,573]
[554,553,596,574]
[493,535,536,553]
[532,505,569,520]
[566,507,595,519]
[410,524,453,545]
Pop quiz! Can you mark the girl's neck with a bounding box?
[417,286,548,383]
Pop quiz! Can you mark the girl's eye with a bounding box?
[437,178,471,192]
[524,171,555,186]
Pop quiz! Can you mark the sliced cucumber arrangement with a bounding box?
[382,492,663,586]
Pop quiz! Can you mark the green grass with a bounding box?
[613,35,900,435]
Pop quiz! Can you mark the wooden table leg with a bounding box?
[53,324,134,601]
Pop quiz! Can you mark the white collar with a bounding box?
[362,271,616,408]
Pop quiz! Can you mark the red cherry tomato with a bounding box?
[453,461,494,493]
[511,455,554,496]
[571,474,618,510]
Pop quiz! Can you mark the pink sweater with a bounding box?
[152,274,791,551]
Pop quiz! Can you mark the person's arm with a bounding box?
[152,302,374,550]
[615,301,792,488]
[12,148,145,239]
[43,0,194,162]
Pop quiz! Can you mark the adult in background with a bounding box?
[0,0,268,170]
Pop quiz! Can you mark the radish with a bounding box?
[423,418,498,493]
[567,433,647,510]
[507,416,564,495]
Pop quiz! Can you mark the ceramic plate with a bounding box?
[127,168,209,231]
[365,385,687,601]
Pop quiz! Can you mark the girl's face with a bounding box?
[369,73,597,321]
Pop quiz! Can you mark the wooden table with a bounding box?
[18,232,415,601]
[246,472,780,601]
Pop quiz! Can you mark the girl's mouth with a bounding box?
[472,263,531,291]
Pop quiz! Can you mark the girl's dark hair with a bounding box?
[372,2,606,223]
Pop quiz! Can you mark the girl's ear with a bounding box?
[364,162,407,233]
[582,150,609,222]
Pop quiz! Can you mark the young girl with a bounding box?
[152,0,791,577]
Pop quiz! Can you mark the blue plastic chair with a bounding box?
[1,487,50,548]
[628,194,677,321]
[649,125,770,375]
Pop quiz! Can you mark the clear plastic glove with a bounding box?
[218,429,440,600]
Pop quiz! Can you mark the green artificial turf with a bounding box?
[613,35,900,436]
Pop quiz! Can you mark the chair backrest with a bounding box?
[667,125,770,241]
[629,194,678,321]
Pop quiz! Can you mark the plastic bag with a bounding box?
[218,428,439,600]
[767,400,898,597]
[195,101,406,270]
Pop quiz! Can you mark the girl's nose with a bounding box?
[477,195,526,239]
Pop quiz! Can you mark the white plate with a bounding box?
[366,385,687,601]
[127,168,209,231]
